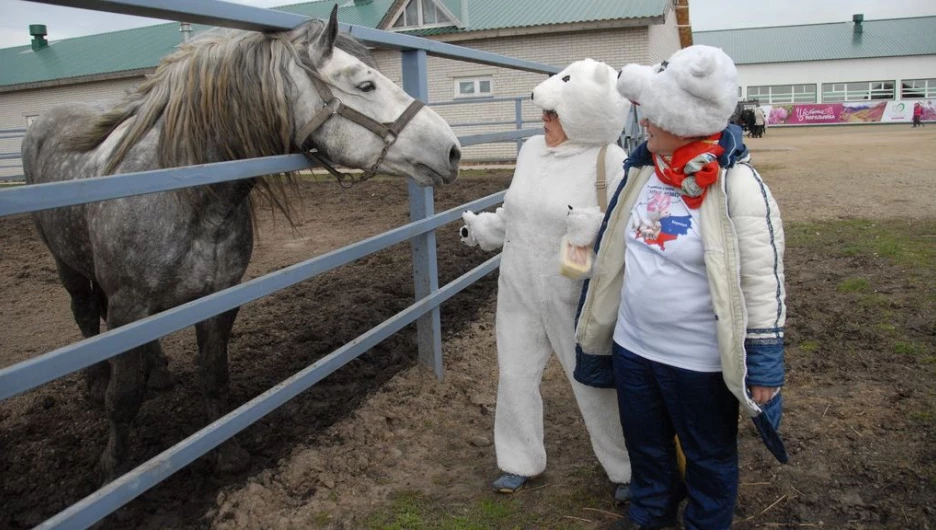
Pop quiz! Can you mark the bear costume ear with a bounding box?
[688,50,716,78]
[592,62,609,85]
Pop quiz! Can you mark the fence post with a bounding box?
[515,97,523,156]
[401,49,443,380]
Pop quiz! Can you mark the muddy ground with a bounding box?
[1,125,935,529]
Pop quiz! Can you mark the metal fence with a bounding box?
[0,1,561,528]
[0,128,26,182]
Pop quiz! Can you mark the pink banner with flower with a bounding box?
[762,99,936,126]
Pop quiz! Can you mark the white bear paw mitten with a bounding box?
[565,206,604,247]
[460,211,480,248]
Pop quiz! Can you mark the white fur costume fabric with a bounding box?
[461,59,631,482]
[616,45,738,138]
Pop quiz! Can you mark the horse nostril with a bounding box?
[449,145,461,167]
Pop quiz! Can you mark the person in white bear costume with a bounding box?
[460,58,632,499]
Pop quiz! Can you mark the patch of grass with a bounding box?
[894,342,925,356]
[798,340,819,352]
[365,492,523,530]
[877,322,897,334]
[837,277,871,293]
[366,492,427,530]
[787,219,936,270]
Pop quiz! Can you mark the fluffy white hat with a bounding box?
[531,58,630,145]
[616,45,738,138]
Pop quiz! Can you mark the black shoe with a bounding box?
[614,482,632,503]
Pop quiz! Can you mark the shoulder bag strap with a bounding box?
[596,144,609,213]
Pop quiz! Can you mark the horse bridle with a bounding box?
[297,70,425,187]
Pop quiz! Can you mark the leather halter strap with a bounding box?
[298,70,425,186]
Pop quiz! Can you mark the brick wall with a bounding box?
[0,77,144,178]
[647,6,682,64]
[374,27,650,161]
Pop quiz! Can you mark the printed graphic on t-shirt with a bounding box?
[632,187,692,250]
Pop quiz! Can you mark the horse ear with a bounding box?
[310,5,339,66]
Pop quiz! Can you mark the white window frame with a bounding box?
[454,76,493,99]
[901,78,936,99]
[747,84,816,104]
[389,0,455,30]
[822,80,895,102]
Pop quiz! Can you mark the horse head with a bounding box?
[290,8,461,186]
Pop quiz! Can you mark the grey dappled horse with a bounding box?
[22,9,460,481]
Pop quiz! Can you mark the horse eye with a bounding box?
[357,81,376,92]
[562,75,570,82]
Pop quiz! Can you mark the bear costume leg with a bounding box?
[492,287,631,484]
[545,296,632,485]
[493,302,553,478]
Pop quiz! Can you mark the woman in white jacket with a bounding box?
[461,59,633,500]
[574,46,788,530]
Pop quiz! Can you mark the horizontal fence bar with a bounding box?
[459,128,540,147]
[0,128,27,134]
[449,120,540,128]
[0,134,25,139]
[0,190,506,401]
[0,153,21,160]
[35,253,502,530]
[0,175,25,182]
[429,96,525,106]
[26,0,560,75]
[0,124,535,217]
[0,154,313,217]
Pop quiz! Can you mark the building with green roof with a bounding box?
[694,15,936,105]
[0,0,685,167]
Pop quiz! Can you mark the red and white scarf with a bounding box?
[653,134,724,209]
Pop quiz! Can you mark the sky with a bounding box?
[1,0,936,49]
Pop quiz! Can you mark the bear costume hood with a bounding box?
[531,58,630,146]
[616,45,738,138]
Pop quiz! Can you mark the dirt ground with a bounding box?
[1,124,935,530]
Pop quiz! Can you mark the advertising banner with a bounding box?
[762,99,935,126]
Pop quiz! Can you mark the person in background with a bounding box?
[574,45,789,530]
[753,104,766,137]
[460,59,633,502]
[912,102,924,128]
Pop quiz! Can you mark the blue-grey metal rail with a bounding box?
[6,1,544,528]
[34,253,501,530]
[0,189,505,401]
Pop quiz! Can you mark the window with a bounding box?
[822,81,895,102]
[391,0,454,29]
[747,84,816,104]
[454,76,492,98]
[901,78,936,99]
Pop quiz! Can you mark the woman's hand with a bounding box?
[749,386,779,405]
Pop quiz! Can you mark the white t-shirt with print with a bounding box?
[613,172,721,372]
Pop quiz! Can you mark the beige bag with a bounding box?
[559,144,611,279]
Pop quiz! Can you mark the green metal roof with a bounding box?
[402,0,667,36]
[694,16,936,65]
[0,0,665,88]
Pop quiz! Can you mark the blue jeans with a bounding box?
[612,343,739,530]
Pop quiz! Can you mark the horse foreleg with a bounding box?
[195,308,250,473]
[53,258,110,406]
[143,343,174,391]
[100,301,149,483]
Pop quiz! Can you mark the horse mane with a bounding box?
[68,19,375,174]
